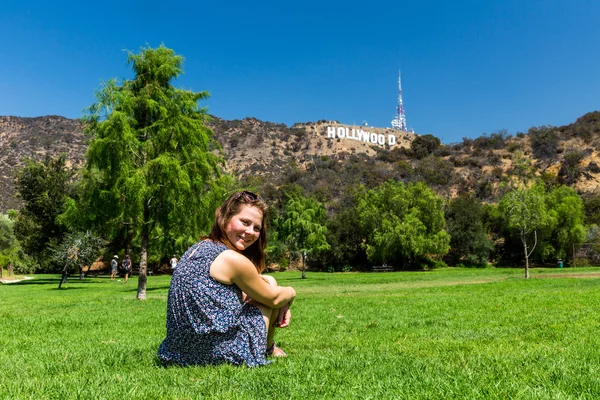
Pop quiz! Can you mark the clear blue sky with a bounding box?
[1,0,599,143]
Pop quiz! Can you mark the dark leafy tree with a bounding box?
[311,193,369,272]
[583,193,600,226]
[445,194,493,266]
[13,156,73,271]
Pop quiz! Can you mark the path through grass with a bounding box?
[2,267,600,399]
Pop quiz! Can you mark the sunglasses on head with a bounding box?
[235,190,261,202]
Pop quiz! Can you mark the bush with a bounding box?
[414,155,455,186]
[433,145,451,157]
[529,125,558,159]
[559,149,586,185]
[473,130,509,150]
[423,258,448,269]
[506,142,522,153]
[411,134,441,159]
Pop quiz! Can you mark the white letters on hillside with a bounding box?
[326,126,398,147]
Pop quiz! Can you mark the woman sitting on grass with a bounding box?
[158,191,296,367]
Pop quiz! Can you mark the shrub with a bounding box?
[506,142,522,153]
[414,155,455,186]
[411,134,441,159]
[473,130,509,150]
[559,149,586,184]
[529,125,558,159]
[433,145,451,157]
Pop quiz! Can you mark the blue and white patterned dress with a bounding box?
[158,240,268,367]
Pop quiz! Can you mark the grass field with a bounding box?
[2,267,600,399]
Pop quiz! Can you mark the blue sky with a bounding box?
[1,0,599,143]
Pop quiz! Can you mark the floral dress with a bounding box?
[158,240,268,367]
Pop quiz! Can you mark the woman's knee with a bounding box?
[261,274,277,287]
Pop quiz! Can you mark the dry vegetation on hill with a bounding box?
[0,116,86,211]
[1,112,599,213]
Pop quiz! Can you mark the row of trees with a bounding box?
[0,45,594,297]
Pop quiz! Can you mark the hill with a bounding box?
[0,116,87,211]
[1,112,600,213]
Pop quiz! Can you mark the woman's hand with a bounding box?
[275,303,292,328]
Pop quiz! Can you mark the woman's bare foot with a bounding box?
[266,343,287,357]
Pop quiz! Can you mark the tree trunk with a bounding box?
[301,251,306,279]
[84,261,94,278]
[522,233,530,279]
[58,265,69,289]
[136,203,149,300]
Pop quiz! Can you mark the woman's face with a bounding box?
[225,204,263,251]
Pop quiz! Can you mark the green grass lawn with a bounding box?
[2,267,600,399]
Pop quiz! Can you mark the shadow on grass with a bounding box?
[9,277,114,287]
[277,276,328,282]
[123,285,171,292]
[8,278,60,286]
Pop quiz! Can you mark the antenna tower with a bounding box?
[391,70,408,132]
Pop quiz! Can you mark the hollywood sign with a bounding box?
[326,126,398,147]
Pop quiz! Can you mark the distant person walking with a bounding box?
[110,255,119,281]
[170,255,178,271]
[122,254,132,283]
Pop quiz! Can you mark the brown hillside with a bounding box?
[1,112,599,213]
[0,116,86,211]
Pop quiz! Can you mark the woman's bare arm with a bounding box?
[211,250,295,308]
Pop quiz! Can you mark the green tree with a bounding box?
[499,182,546,278]
[356,180,450,268]
[0,214,20,276]
[318,203,369,272]
[582,193,600,226]
[279,195,330,278]
[51,231,105,289]
[445,194,493,266]
[540,185,586,261]
[80,45,225,300]
[13,156,73,271]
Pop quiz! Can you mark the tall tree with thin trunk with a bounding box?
[279,196,330,278]
[499,151,546,278]
[500,184,545,278]
[81,45,225,299]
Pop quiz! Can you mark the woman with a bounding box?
[158,191,296,367]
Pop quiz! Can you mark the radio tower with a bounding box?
[391,70,408,132]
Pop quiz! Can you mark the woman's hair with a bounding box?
[207,191,268,273]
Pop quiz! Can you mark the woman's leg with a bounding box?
[253,275,286,357]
